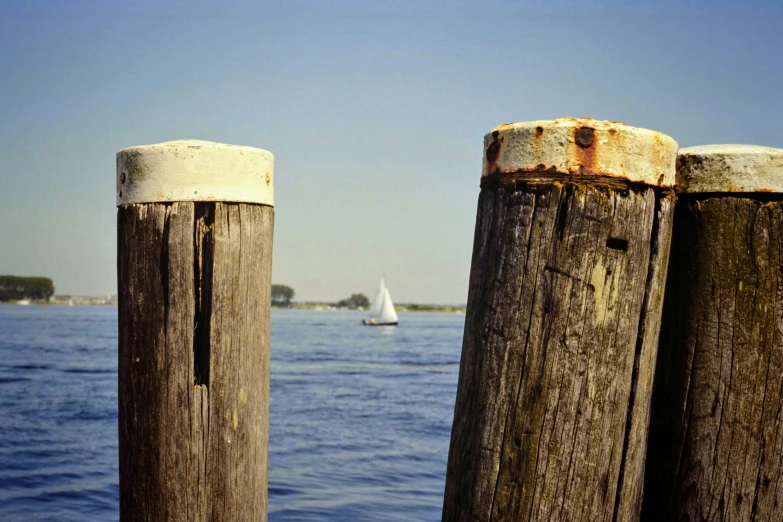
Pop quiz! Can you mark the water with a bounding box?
[269,310,462,521]
[0,305,464,521]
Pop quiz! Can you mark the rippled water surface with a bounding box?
[0,305,463,520]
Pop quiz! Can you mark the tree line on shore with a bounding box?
[271,284,465,312]
[0,279,461,310]
[0,276,55,302]
[272,284,370,309]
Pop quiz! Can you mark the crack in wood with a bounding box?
[193,203,214,388]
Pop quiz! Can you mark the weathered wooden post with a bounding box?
[117,140,274,521]
[642,145,783,522]
[442,118,678,522]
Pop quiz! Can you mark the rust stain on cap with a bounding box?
[485,130,504,175]
[480,117,677,188]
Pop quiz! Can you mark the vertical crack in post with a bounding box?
[612,190,664,522]
[194,202,215,388]
[160,204,172,326]
[556,184,572,241]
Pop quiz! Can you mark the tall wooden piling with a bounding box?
[643,145,783,522]
[117,140,274,521]
[442,118,678,522]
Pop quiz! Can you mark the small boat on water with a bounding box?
[16,299,31,306]
[363,276,399,326]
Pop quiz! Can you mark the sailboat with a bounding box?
[362,276,399,326]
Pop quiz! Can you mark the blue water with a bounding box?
[0,305,463,521]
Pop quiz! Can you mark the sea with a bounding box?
[0,305,464,521]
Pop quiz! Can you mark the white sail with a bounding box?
[369,277,385,317]
[365,276,398,325]
[377,287,398,324]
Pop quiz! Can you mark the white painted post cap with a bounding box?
[482,117,678,187]
[116,140,274,206]
[676,145,783,193]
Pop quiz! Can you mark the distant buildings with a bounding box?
[48,293,118,306]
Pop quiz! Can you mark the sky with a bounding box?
[1,0,781,304]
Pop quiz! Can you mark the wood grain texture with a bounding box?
[118,202,273,521]
[442,177,674,522]
[643,197,783,522]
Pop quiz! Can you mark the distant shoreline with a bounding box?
[1,300,117,306]
[1,294,117,306]
[278,303,466,313]
[2,300,463,312]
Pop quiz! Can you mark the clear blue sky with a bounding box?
[1,0,781,303]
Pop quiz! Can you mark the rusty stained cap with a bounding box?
[676,145,783,194]
[482,118,678,187]
[116,140,274,206]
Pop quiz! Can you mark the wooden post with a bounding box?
[442,118,678,522]
[642,145,783,522]
[117,140,274,521]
